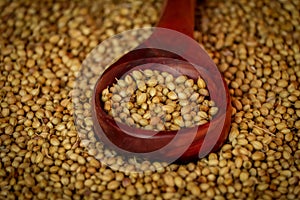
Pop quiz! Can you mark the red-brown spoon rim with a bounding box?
[92,56,231,162]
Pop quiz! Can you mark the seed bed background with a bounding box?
[0,0,299,200]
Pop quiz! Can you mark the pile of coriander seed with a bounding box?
[0,0,299,199]
[102,69,218,131]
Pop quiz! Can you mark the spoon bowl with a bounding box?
[92,0,232,163]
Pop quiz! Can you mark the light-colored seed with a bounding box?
[251,141,263,150]
[162,88,169,95]
[167,91,178,100]
[107,180,120,190]
[139,118,149,126]
[31,88,40,96]
[174,116,185,127]
[124,75,133,84]
[24,174,35,186]
[239,171,249,182]
[209,107,218,116]
[185,79,194,87]
[181,105,191,115]
[163,174,174,187]
[11,144,21,153]
[111,94,122,102]
[193,115,201,122]
[183,114,192,121]
[132,70,143,80]
[197,120,208,125]
[152,96,161,103]
[162,105,175,114]
[166,82,176,90]
[117,79,127,87]
[77,156,86,165]
[126,102,134,109]
[190,93,199,101]
[137,81,146,91]
[178,92,187,100]
[200,183,210,191]
[252,151,265,161]
[131,113,142,122]
[136,93,147,105]
[49,174,60,182]
[199,88,209,96]
[198,111,208,119]
[126,86,135,95]
[21,94,32,102]
[174,176,185,188]
[178,99,189,106]
[156,123,165,130]
[126,118,135,126]
[143,69,154,77]
[143,111,151,119]
[165,74,174,82]
[150,117,161,125]
[147,79,157,87]
[50,137,60,146]
[175,75,187,84]
[257,183,269,191]
[144,125,154,130]
[126,185,137,196]
[197,77,206,89]
[149,87,156,97]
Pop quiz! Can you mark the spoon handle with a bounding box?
[156,0,196,38]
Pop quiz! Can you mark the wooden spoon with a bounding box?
[92,0,231,163]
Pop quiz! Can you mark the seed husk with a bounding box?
[197,77,206,89]
[162,105,175,114]
[136,93,147,105]
[167,91,178,100]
